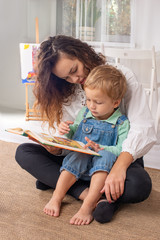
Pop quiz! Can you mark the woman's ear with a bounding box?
[113,99,121,108]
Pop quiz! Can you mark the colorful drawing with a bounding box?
[40,134,83,149]
[53,136,83,149]
[19,43,40,83]
[26,71,36,80]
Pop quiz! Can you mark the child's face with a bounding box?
[85,88,120,120]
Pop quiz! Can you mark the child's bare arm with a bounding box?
[58,121,74,135]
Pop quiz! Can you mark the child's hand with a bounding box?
[58,121,73,135]
[84,137,104,152]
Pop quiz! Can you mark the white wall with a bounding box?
[0,0,56,110]
[0,0,27,110]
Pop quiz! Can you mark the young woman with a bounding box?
[15,35,156,223]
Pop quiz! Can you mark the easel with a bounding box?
[25,17,41,121]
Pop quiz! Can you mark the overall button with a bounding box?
[85,127,89,131]
[83,119,87,123]
[111,125,115,128]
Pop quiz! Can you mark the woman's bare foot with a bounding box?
[43,195,62,217]
[70,204,94,225]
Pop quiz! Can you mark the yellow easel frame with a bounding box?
[25,17,41,121]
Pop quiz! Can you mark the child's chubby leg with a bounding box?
[70,171,108,225]
[43,170,76,217]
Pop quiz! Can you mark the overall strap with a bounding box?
[116,114,128,126]
[83,107,90,119]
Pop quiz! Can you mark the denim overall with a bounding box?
[61,108,127,180]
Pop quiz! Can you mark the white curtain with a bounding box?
[59,0,133,45]
[57,0,160,49]
[134,0,160,49]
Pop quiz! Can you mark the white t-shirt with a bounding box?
[60,63,157,161]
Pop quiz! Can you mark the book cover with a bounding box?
[6,128,100,156]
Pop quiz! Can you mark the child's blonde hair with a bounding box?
[84,65,127,101]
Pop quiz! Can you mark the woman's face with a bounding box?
[52,54,87,84]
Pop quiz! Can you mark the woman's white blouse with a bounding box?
[61,64,157,161]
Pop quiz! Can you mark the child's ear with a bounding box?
[114,99,121,108]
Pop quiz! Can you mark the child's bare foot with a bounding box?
[70,205,94,225]
[43,196,61,217]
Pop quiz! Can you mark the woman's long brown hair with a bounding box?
[33,35,106,129]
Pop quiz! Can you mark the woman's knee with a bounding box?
[121,166,152,203]
[15,143,35,169]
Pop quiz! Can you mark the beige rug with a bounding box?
[0,140,160,240]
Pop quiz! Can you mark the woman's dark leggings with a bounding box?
[15,143,152,203]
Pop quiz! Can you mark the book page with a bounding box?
[25,130,100,156]
[6,128,27,136]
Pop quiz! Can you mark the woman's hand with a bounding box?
[100,167,126,202]
[40,144,63,155]
[100,152,133,202]
[28,134,63,155]
[84,137,104,152]
[58,121,73,135]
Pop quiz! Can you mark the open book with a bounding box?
[6,128,100,156]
